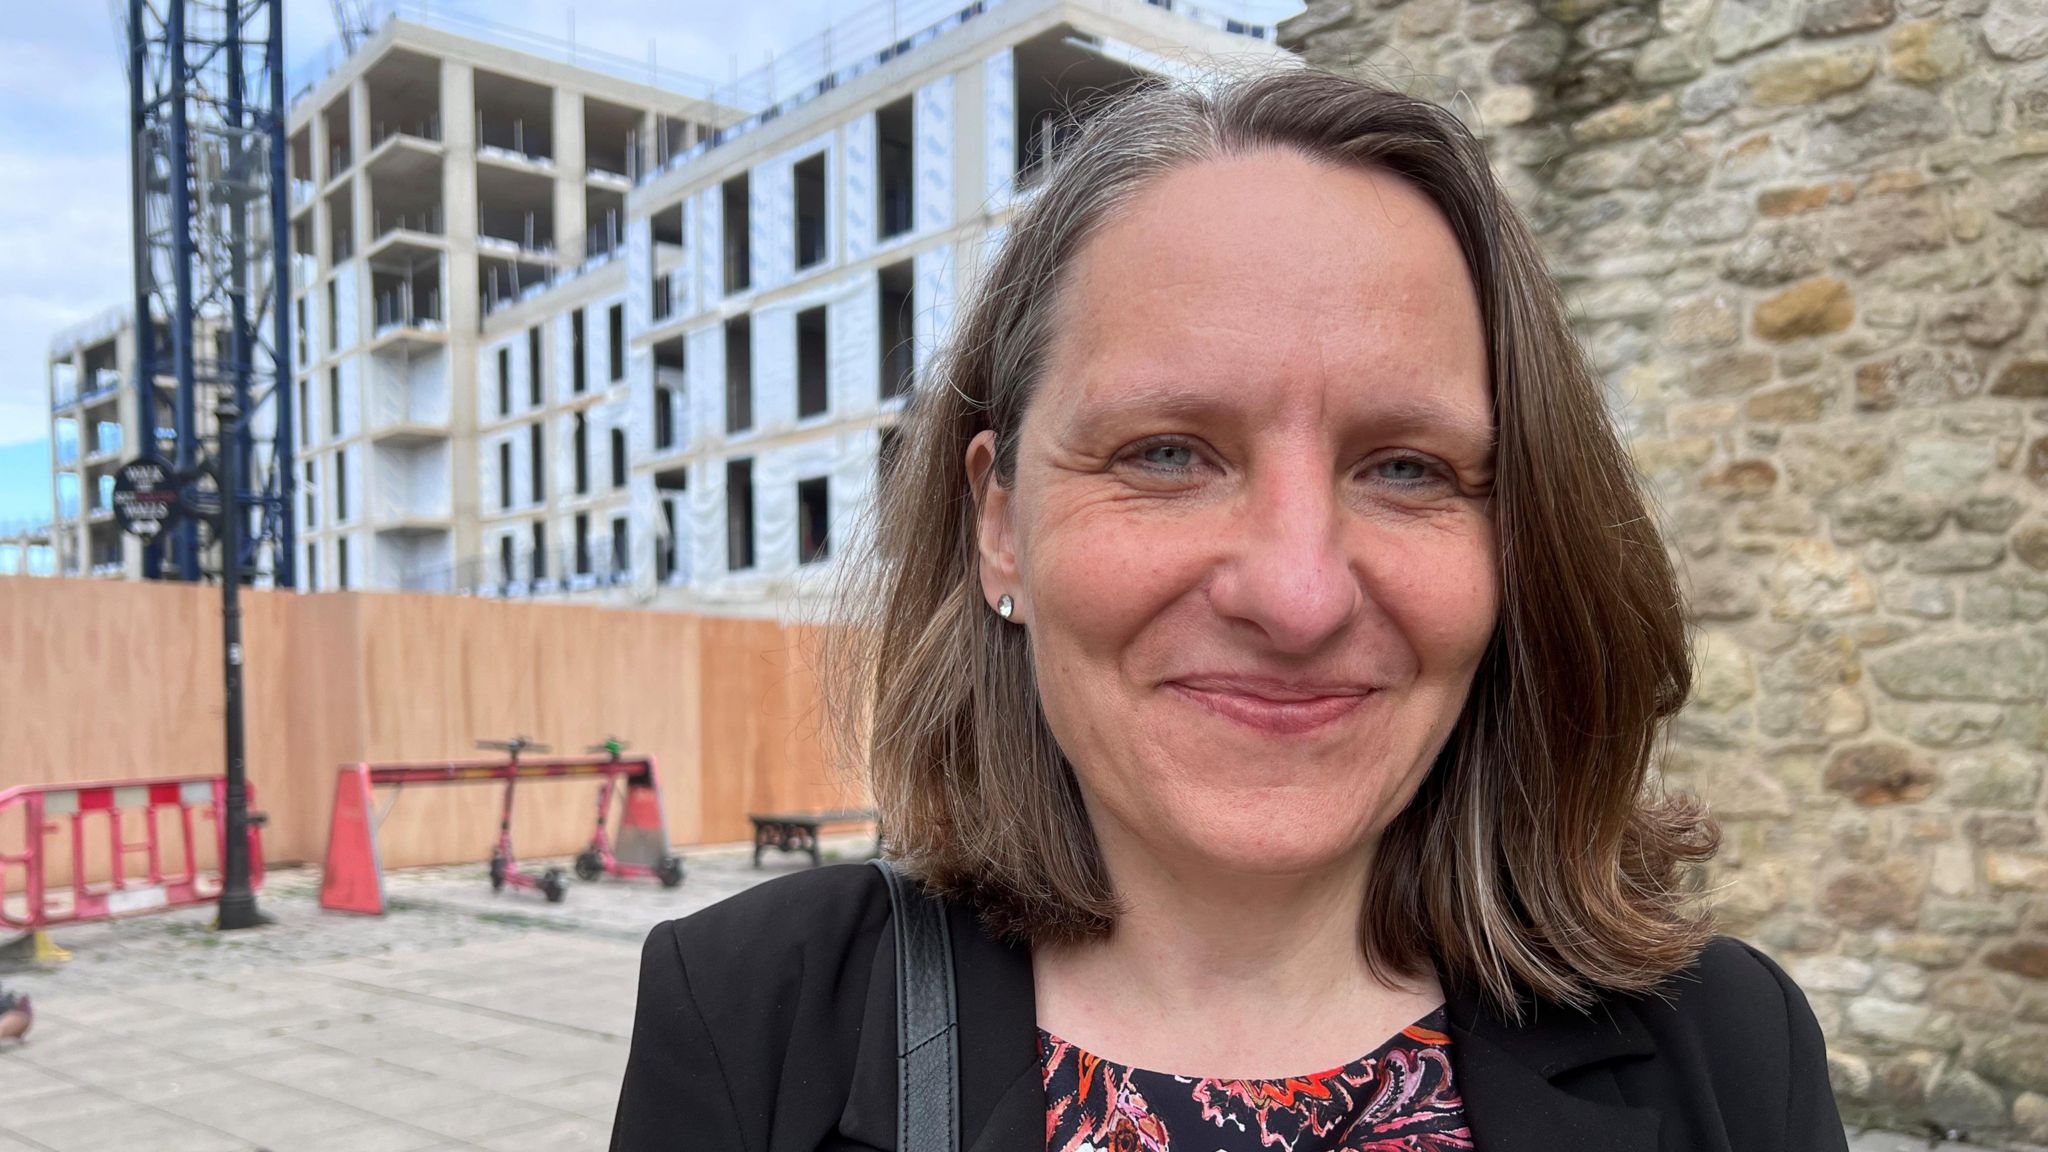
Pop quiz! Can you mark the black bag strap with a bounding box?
[871,857,961,1152]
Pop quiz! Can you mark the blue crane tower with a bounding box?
[127,0,295,588]
[126,0,295,929]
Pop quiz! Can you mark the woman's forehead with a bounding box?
[1041,152,1491,432]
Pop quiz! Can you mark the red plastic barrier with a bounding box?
[0,776,265,940]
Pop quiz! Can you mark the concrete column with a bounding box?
[953,63,985,227]
[441,58,481,567]
[350,78,374,346]
[310,93,331,186]
[553,87,586,267]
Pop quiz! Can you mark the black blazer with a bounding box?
[612,864,1849,1152]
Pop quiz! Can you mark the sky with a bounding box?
[0,0,841,523]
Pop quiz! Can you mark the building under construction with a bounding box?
[46,0,1286,612]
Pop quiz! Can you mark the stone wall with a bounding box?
[1280,0,2048,1141]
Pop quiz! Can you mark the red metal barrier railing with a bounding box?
[320,749,675,915]
[0,776,265,954]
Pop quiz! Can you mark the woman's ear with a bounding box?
[965,430,1021,619]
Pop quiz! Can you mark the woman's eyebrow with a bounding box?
[1062,384,1494,452]
[1058,383,1238,435]
[1367,396,1496,452]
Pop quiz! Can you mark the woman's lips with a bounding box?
[1164,682,1373,735]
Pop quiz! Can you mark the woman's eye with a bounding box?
[1134,442,1197,470]
[1373,457,1433,483]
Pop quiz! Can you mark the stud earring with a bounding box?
[996,594,1014,620]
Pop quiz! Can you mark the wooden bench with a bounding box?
[748,808,878,868]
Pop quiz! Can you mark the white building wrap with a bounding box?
[748,162,773,294]
[833,273,882,418]
[752,303,799,436]
[843,111,876,263]
[686,324,722,456]
[694,187,721,308]
[913,244,956,376]
[983,49,1016,211]
[765,154,795,290]
[915,75,955,234]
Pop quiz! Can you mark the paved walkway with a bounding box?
[0,837,2004,1151]
[0,837,865,1152]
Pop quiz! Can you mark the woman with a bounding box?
[612,69,1846,1152]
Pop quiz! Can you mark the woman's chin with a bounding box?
[1141,801,1381,880]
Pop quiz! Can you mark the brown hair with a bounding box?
[823,67,1717,1017]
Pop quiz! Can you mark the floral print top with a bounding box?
[1040,1006,1474,1152]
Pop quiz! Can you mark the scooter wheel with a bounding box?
[488,853,507,892]
[574,849,604,882]
[541,868,568,904]
[656,855,685,889]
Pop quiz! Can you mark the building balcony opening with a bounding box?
[652,271,674,323]
[80,340,120,401]
[327,184,356,262]
[722,173,751,294]
[794,152,826,269]
[289,128,315,206]
[724,315,752,433]
[371,253,444,334]
[797,305,828,419]
[322,95,352,177]
[479,253,555,316]
[366,48,442,147]
[652,200,685,249]
[652,115,695,171]
[1015,28,1147,187]
[797,476,829,565]
[291,216,317,289]
[877,96,914,239]
[726,457,755,571]
[585,96,639,180]
[475,163,555,255]
[474,69,554,163]
[586,187,626,262]
[656,466,687,584]
[610,515,630,582]
[368,158,444,240]
[653,336,685,452]
[879,259,915,400]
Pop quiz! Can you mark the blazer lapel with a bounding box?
[1442,980,1663,1152]
[949,899,1041,1152]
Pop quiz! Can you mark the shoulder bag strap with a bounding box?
[870,857,961,1152]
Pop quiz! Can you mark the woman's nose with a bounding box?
[1205,466,1360,654]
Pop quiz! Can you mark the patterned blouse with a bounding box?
[1040,1006,1474,1152]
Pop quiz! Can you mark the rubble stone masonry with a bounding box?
[1280,0,2048,1139]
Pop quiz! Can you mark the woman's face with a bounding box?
[969,150,1499,880]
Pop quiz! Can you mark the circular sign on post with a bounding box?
[113,454,181,541]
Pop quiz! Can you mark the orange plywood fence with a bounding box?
[0,577,857,878]
[694,616,865,845]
